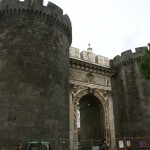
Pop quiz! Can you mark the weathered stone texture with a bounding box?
[111,48,150,138]
[0,1,72,150]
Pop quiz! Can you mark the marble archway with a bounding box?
[70,85,111,150]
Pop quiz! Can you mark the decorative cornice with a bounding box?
[70,79,112,91]
[70,57,115,77]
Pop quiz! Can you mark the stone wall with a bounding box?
[0,0,72,149]
[111,47,150,138]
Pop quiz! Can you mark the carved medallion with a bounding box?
[86,72,94,83]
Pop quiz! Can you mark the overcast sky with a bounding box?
[44,0,150,59]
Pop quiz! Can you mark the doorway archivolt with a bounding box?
[70,85,111,149]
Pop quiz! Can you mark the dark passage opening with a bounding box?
[78,93,104,144]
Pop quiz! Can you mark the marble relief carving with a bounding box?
[71,86,110,150]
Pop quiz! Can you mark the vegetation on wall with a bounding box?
[140,48,150,80]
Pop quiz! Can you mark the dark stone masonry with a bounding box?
[111,47,150,138]
[0,0,72,149]
[0,0,150,150]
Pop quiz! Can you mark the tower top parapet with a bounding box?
[70,46,110,67]
[0,0,72,44]
[111,46,148,68]
[0,0,62,15]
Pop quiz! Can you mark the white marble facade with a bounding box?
[69,46,110,67]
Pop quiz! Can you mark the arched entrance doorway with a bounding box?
[70,87,111,150]
[78,93,104,141]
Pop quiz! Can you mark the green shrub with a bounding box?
[140,49,150,80]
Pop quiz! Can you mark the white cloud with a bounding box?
[44,0,150,58]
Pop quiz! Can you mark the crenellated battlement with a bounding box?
[112,46,148,68]
[0,0,72,43]
[69,47,110,68]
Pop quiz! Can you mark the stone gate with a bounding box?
[69,46,116,150]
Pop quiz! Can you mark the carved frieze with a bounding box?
[86,72,94,83]
[96,89,109,98]
[70,58,115,77]
[71,84,88,99]
[70,68,112,89]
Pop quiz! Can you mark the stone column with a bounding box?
[69,84,75,150]
[108,91,116,149]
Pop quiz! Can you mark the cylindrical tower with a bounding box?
[111,47,150,138]
[0,0,72,149]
